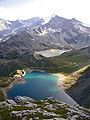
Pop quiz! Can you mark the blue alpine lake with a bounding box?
[6,71,77,105]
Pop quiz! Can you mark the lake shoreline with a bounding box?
[53,73,67,90]
[2,77,26,99]
[2,69,67,99]
[1,69,45,99]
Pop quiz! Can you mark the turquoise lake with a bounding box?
[7,71,77,105]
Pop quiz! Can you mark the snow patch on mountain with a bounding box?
[79,25,88,32]
[34,49,70,58]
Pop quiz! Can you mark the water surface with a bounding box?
[7,71,77,105]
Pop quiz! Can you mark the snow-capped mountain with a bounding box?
[0,17,44,41]
[0,15,90,51]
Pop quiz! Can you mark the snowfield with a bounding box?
[34,49,70,58]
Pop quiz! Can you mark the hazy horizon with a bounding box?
[0,0,90,25]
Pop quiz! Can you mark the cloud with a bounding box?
[0,0,32,8]
[0,7,8,18]
[0,0,90,25]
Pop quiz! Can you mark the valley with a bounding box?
[0,46,90,109]
[0,15,90,119]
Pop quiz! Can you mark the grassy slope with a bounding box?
[0,47,90,81]
[45,47,90,73]
[0,47,90,106]
[0,89,5,102]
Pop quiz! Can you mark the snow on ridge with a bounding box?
[0,19,11,31]
[79,25,87,32]
[42,15,56,25]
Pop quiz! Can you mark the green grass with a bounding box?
[0,48,90,86]
[0,89,5,102]
[0,77,9,82]
[53,108,67,118]
[45,49,90,74]
[13,106,32,111]
[0,107,12,120]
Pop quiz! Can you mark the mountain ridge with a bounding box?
[0,15,90,52]
[0,15,90,110]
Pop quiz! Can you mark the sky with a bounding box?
[0,0,90,25]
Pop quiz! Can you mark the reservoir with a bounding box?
[7,71,77,105]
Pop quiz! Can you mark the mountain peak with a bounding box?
[51,14,66,20]
[70,18,82,24]
[45,15,67,29]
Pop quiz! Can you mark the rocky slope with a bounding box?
[0,46,90,78]
[0,15,90,68]
[0,15,90,111]
[66,65,90,108]
[0,96,90,120]
[0,17,43,40]
[0,15,90,52]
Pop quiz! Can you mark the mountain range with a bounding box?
[0,15,90,110]
[0,15,90,75]
[0,15,90,55]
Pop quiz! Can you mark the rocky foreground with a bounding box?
[0,96,90,120]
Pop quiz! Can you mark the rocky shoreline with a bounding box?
[1,69,76,103]
[2,77,26,99]
[1,70,26,99]
[2,70,67,100]
[1,69,46,99]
